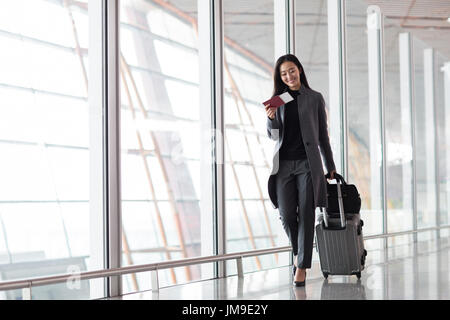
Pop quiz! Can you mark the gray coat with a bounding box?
[266,85,336,209]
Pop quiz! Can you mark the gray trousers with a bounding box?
[275,158,315,269]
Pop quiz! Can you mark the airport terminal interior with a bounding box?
[0,0,449,300]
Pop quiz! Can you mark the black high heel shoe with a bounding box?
[294,279,305,287]
[293,271,306,287]
[292,256,298,276]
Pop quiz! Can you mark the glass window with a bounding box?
[223,0,288,275]
[346,1,383,237]
[119,0,214,293]
[0,0,101,300]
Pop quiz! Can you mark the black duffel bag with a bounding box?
[324,173,361,215]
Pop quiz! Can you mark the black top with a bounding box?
[279,88,307,160]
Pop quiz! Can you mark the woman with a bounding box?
[265,54,336,287]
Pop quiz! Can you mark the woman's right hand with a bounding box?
[265,104,276,120]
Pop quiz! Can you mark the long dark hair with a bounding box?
[272,54,311,97]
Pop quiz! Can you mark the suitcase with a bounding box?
[315,177,367,279]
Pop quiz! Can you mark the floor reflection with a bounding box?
[108,237,450,300]
[319,279,366,300]
[292,286,307,300]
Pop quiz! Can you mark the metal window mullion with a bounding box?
[212,0,226,278]
[103,0,121,298]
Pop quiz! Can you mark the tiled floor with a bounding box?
[108,237,450,300]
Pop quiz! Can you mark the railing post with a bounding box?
[236,257,244,278]
[22,282,32,300]
[151,270,159,292]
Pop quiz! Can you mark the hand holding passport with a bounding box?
[263,92,294,119]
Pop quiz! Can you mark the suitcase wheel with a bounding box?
[360,249,368,266]
[356,272,361,279]
[357,220,364,235]
[323,272,329,279]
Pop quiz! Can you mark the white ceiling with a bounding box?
[366,0,450,59]
[166,0,450,64]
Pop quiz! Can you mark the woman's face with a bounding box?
[279,61,301,90]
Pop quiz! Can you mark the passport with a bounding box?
[262,92,294,108]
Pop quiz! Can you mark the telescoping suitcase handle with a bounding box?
[321,177,346,229]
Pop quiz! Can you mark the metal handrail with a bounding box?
[0,246,292,292]
[363,225,450,240]
[0,225,449,297]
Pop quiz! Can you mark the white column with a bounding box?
[198,0,215,280]
[287,0,295,55]
[424,48,437,228]
[399,32,415,233]
[88,0,106,299]
[367,6,387,234]
[274,0,292,61]
[327,0,347,177]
